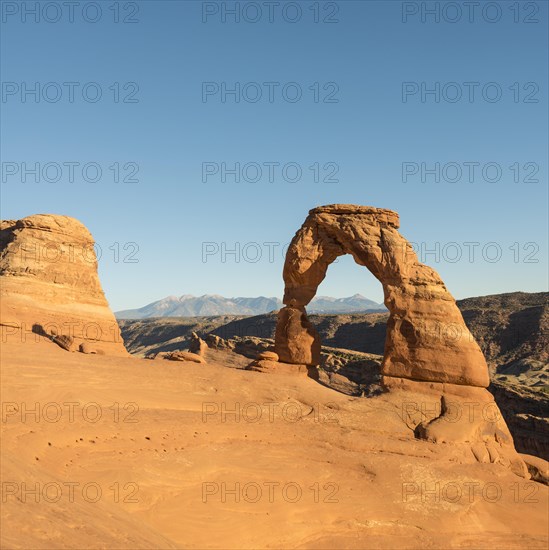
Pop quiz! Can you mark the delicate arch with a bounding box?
[274,205,489,388]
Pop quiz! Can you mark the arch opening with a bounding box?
[310,255,387,357]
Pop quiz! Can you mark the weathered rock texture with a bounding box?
[165,351,206,364]
[257,351,279,361]
[0,215,127,356]
[188,331,208,356]
[274,305,321,365]
[275,204,489,387]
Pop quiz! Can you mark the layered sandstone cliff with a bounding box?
[0,214,127,356]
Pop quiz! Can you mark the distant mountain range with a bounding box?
[115,294,386,319]
[308,294,384,314]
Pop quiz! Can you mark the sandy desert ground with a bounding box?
[1,340,548,549]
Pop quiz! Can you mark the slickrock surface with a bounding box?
[164,351,206,364]
[1,340,547,549]
[0,215,127,356]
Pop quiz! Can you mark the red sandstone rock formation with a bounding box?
[275,204,489,388]
[0,214,128,356]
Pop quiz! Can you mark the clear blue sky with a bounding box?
[1,0,547,310]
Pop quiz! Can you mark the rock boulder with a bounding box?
[0,215,128,356]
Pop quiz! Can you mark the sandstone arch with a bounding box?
[274,204,490,388]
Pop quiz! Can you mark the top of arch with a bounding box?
[308,204,400,228]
